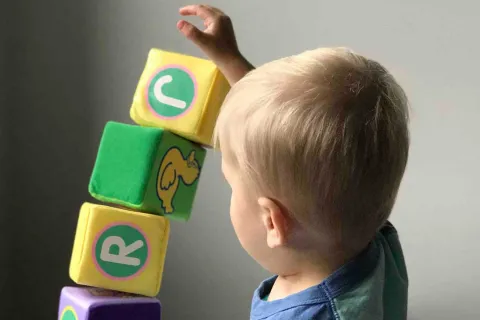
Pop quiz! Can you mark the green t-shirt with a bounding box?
[252,222,408,319]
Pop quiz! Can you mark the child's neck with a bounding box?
[267,271,327,301]
[267,248,356,301]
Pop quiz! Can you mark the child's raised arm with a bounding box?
[177,4,254,85]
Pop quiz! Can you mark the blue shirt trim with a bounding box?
[251,232,381,319]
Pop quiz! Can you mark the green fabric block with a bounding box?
[89,121,206,221]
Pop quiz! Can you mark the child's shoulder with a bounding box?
[329,222,408,320]
[250,222,408,320]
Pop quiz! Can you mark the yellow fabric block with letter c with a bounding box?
[130,48,230,146]
[69,203,170,297]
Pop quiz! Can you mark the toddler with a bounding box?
[178,5,409,320]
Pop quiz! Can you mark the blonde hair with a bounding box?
[214,48,409,250]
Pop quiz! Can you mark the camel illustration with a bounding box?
[156,147,200,214]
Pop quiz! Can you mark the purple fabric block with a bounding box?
[58,286,161,320]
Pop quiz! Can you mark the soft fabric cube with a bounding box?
[69,203,169,297]
[58,286,161,320]
[130,48,230,146]
[88,121,206,221]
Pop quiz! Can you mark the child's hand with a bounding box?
[177,5,239,66]
[177,4,254,84]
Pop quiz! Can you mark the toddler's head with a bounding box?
[214,48,409,275]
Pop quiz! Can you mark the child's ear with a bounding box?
[258,197,290,248]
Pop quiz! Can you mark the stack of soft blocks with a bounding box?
[58,49,230,320]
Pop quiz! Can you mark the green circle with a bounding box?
[148,67,195,118]
[95,225,148,278]
[61,310,77,320]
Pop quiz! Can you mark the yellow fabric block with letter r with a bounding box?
[69,203,170,297]
[130,48,230,146]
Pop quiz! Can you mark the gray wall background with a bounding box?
[1,0,479,319]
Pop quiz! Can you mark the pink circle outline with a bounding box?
[92,222,151,281]
[144,64,198,120]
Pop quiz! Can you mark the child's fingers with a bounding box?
[179,4,216,21]
[199,4,225,16]
[208,6,226,16]
[177,20,210,45]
